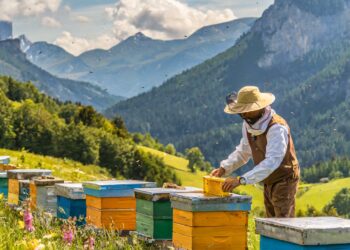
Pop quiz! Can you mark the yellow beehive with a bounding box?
[8,179,19,205]
[173,209,248,250]
[203,176,230,197]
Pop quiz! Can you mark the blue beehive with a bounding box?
[0,156,10,165]
[256,217,350,250]
[55,183,86,225]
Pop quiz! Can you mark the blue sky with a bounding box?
[4,0,274,55]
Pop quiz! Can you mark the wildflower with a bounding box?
[24,208,35,232]
[18,220,25,229]
[34,243,45,250]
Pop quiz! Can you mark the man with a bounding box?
[211,86,300,218]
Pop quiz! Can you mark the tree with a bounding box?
[326,188,350,218]
[165,144,176,155]
[185,147,205,173]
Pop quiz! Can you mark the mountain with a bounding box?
[0,39,123,110]
[26,18,256,97]
[105,0,350,168]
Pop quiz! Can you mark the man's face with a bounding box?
[239,108,265,125]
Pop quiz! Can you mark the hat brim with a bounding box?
[224,93,275,114]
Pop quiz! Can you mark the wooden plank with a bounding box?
[173,232,247,250]
[30,182,37,209]
[32,177,64,186]
[136,199,172,219]
[136,213,173,240]
[86,207,136,230]
[86,195,136,209]
[173,223,247,237]
[0,164,16,171]
[173,209,248,227]
[260,236,350,250]
[8,179,19,194]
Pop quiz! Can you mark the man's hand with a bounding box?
[222,177,240,192]
[210,167,225,177]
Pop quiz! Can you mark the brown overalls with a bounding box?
[246,114,300,218]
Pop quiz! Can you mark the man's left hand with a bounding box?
[222,177,240,192]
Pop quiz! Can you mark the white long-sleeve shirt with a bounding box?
[220,111,289,185]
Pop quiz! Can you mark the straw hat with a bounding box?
[224,86,275,114]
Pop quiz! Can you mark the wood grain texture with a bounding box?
[173,209,248,227]
[86,195,136,209]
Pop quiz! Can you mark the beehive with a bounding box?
[203,175,230,197]
[7,169,52,206]
[256,217,350,250]
[0,172,8,197]
[55,183,86,225]
[170,192,251,250]
[83,180,156,231]
[0,156,10,165]
[134,187,202,240]
[30,177,64,215]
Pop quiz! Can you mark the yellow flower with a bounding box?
[18,220,24,229]
[27,239,40,250]
[0,193,4,200]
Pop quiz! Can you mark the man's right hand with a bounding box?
[210,167,225,177]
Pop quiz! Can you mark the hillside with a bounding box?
[0,76,179,186]
[106,0,350,169]
[26,18,256,97]
[0,39,122,111]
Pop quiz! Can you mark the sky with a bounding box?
[0,0,274,55]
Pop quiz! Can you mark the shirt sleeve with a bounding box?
[220,124,252,176]
[242,124,289,184]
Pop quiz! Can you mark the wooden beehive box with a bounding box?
[55,183,86,225]
[170,192,252,250]
[7,169,52,206]
[83,180,156,231]
[256,217,350,250]
[30,177,64,215]
[0,172,8,197]
[203,175,230,197]
[134,187,202,240]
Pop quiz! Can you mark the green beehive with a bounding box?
[134,187,201,240]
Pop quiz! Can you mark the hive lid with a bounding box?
[83,180,156,190]
[170,192,252,212]
[0,172,7,178]
[55,183,85,199]
[32,176,64,186]
[0,156,10,164]
[7,169,52,180]
[134,187,202,201]
[255,217,350,245]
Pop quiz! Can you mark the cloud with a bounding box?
[74,15,90,23]
[54,31,117,56]
[0,0,61,20]
[105,0,236,41]
[41,16,61,28]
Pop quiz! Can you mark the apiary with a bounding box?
[134,187,201,240]
[7,169,52,206]
[170,192,252,250]
[83,180,156,231]
[256,217,350,250]
[55,183,86,225]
